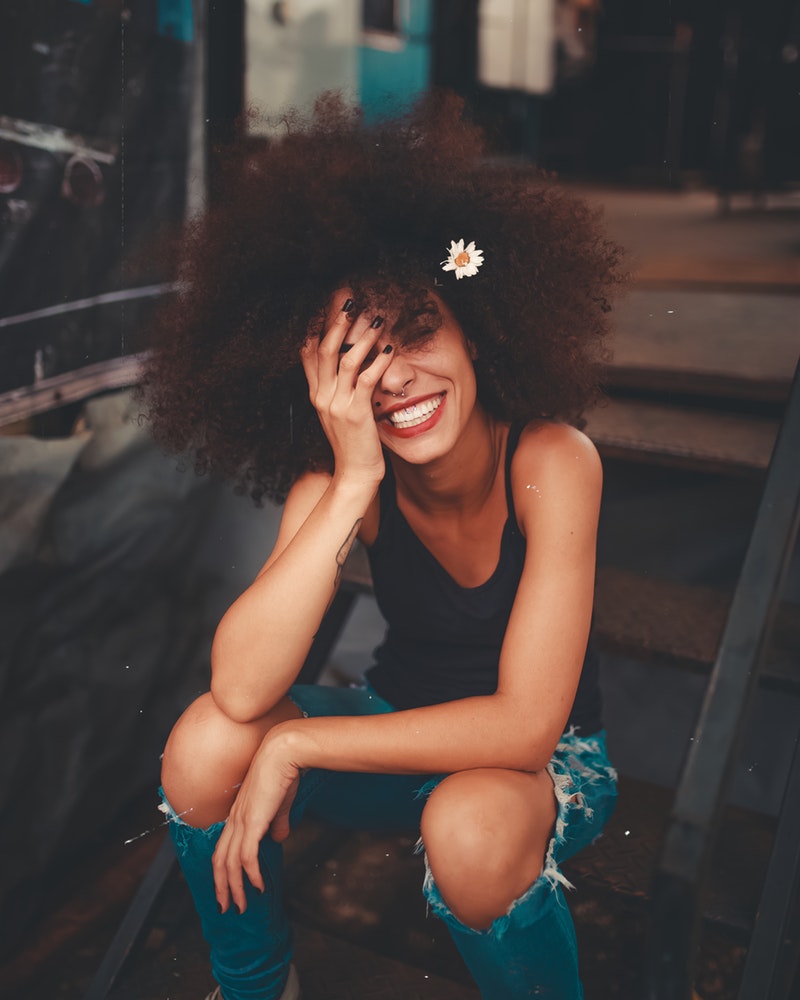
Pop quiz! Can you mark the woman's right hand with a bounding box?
[300,290,395,487]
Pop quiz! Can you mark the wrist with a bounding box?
[328,469,381,505]
[264,720,317,770]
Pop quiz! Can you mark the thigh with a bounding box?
[295,769,441,831]
[287,683,446,831]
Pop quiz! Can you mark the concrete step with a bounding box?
[584,397,779,477]
[608,287,799,406]
[563,776,775,936]
[593,567,800,693]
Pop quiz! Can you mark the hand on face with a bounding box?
[300,290,395,486]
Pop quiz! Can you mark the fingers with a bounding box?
[302,294,355,370]
[212,815,265,915]
[320,307,383,379]
[240,832,266,898]
[334,323,394,394]
[211,825,234,913]
[302,298,394,401]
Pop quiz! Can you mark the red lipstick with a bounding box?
[377,393,447,439]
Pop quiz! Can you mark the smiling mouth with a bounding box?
[385,394,445,429]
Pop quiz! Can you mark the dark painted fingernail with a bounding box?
[233,903,241,915]
[341,298,354,313]
[217,902,223,913]
[382,344,392,354]
[370,315,384,329]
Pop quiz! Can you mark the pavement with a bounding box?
[579,184,800,291]
[580,184,800,394]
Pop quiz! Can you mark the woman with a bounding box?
[145,93,623,1000]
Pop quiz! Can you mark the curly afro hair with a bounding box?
[142,91,625,504]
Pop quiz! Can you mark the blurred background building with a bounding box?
[2,0,798,407]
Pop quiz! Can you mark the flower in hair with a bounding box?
[441,239,484,280]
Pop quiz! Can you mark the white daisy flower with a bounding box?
[441,239,485,280]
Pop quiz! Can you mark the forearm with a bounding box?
[268,693,565,777]
[210,474,376,721]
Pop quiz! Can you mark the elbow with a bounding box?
[511,741,550,775]
[513,722,564,774]
[209,633,262,724]
[209,675,264,724]
[494,694,569,773]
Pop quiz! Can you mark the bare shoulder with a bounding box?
[511,421,602,534]
[515,420,601,473]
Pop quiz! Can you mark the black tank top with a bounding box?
[364,421,604,735]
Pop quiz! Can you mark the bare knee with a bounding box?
[420,768,556,929]
[161,692,300,827]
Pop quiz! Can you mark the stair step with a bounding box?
[107,905,479,1000]
[604,365,792,406]
[293,924,479,1000]
[609,287,800,406]
[593,566,800,691]
[563,776,775,935]
[584,397,779,476]
[284,824,472,989]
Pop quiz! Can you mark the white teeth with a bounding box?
[388,395,443,428]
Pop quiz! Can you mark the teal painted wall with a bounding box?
[359,0,433,122]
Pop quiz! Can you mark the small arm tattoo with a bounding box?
[334,519,362,588]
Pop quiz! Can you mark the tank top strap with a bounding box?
[504,419,527,532]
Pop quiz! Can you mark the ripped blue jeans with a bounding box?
[161,684,618,1000]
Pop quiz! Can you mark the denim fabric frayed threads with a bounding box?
[413,775,447,801]
[542,728,618,892]
[158,788,226,851]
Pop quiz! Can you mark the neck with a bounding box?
[389,407,505,514]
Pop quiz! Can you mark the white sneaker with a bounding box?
[204,965,301,1000]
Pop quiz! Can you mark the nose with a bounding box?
[377,351,415,399]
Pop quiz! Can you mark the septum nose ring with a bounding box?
[389,380,411,399]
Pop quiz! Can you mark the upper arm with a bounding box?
[497,422,602,752]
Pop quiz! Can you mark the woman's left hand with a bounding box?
[211,736,301,914]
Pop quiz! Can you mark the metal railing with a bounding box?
[646,357,800,999]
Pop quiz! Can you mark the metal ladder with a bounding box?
[646,357,800,1000]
